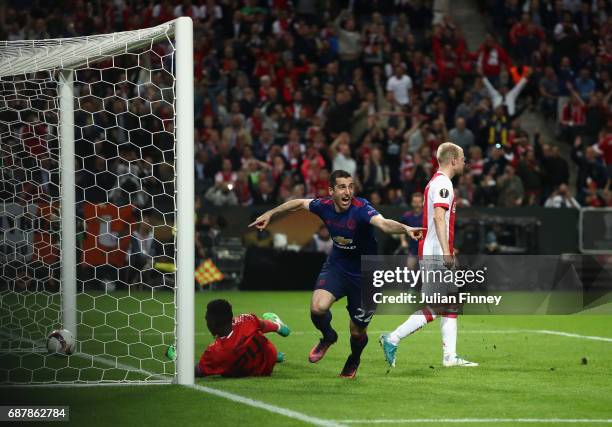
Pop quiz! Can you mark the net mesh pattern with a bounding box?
[0,21,179,384]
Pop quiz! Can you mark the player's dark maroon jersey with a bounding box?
[197,314,277,377]
[309,196,379,278]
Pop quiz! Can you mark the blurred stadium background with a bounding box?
[2,0,611,292]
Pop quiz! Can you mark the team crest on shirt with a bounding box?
[332,236,355,249]
[347,219,356,230]
[333,236,353,245]
[439,188,449,198]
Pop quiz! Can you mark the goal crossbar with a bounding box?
[0,20,176,78]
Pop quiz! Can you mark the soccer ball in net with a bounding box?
[47,329,76,356]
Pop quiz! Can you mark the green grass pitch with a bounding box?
[4,290,612,427]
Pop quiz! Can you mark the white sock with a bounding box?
[388,308,436,345]
[441,315,457,359]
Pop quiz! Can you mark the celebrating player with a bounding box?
[195,299,290,377]
[249,170,423,378]
[380,142,479,368]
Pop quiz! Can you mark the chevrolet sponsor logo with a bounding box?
[332,236,353,246]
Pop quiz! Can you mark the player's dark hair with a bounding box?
[205,299,233,336]
[329,170,352,188]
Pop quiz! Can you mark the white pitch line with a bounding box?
[5,381,172,388]
[0,334,346,427]
[534,330,612,343]
[275,329,536,337]
[335,419,612,424]
[208,328,611,339]
[7,328,612,344]
[14,328,612,342]
[85,329,524,338]
[0,331,171,382]
[190,384,346,427]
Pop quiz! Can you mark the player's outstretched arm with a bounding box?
[261,313,291,337]
[370,214,424,240]
[248,198,313,230]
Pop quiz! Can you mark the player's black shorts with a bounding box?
[315,262,373,328]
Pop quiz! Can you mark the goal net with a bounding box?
[0,18,194,385]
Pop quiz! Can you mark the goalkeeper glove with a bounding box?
[262,312,291,337]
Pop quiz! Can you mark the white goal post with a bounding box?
[0,18,194,385]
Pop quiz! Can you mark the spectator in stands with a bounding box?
[595,126,612,178]
[406,120,435,154]
[456,173,481,207]
[556,56,576,119]
[449,117,475,152]
[481,71,529,118]
[398,192,423,256]
[487,105,512,146]
[574,68,596,102]
[386,65,413,107]
[497,165,524,207]
[127,221,155,286]
[544,183,581,208]
[195,149,210,184]
[484,145,508,179]
[479,168,499,207]
[252,179,277,205]
[205,182,238,207]
[399,146,428,199]
[361,147,390,194]
[560,91,587,142]
[215,158,237,187]
[233,171,253,206]
[554,10,580,43]
[468,145,485,178]
[304,224,333,256]
[582,91,610,145]
[331,132,357,177]
[535,133,570,201]
[454,90,476,122]
[602,178,612,204]
[572,137,608,201]
[539,66,560,120]
[476,33,513,88]
[516,146,543,204]
[509,13,545,62]
[584,180,606,207]
[334,10,363,81]
[28,18,50,40]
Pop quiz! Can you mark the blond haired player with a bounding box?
[380,142,479,368]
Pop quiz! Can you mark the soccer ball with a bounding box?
[47,329,75,355]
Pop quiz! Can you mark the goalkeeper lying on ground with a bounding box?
[195,299,290,377]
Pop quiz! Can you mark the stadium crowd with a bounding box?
[183,0,611,209]
[3,0,611,213]
[483,0,612,207]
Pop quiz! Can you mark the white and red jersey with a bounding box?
[418,171,456,258]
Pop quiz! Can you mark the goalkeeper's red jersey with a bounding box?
[197,314,278,377]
